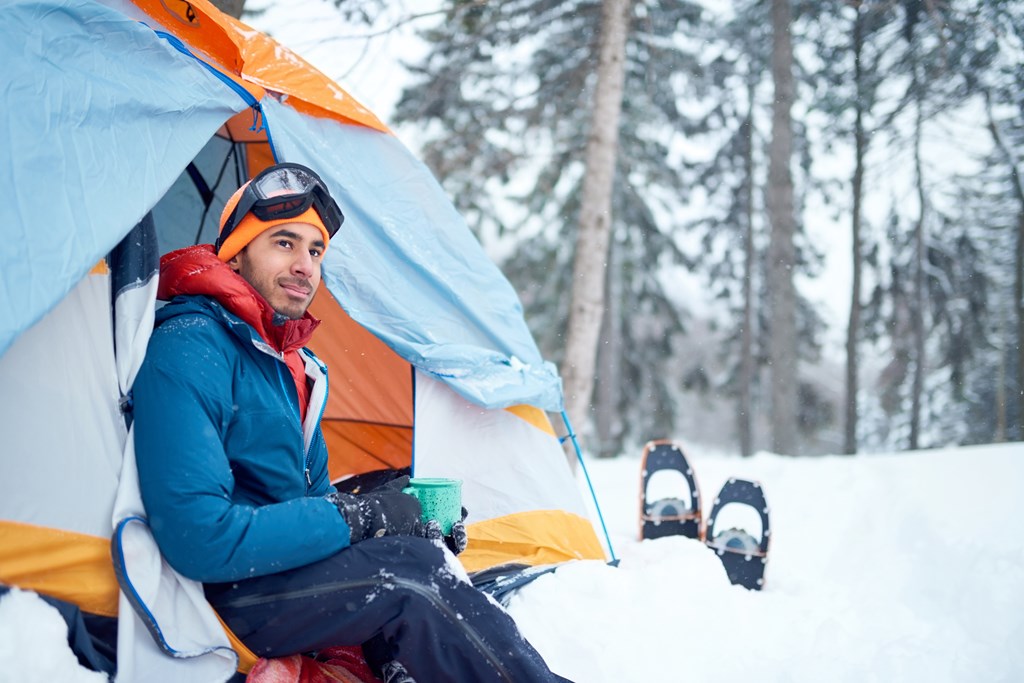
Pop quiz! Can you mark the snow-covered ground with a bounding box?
[3,442,1022,682]
[510,442,1024,682]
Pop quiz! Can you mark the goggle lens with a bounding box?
[252,167,322,199]
[218,163,345,250]
[253,196,310,219]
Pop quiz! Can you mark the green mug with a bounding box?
[402,478,463,535]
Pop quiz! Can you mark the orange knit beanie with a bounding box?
[216,181,331,262]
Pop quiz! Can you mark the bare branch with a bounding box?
[292,2,486,48]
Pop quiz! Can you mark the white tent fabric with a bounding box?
[109,217,239,683]
[413,373,584,524]
[0,271,123,536]
[0,234,236,682]
[112,478,239,683]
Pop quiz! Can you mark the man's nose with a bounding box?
[291,249,313,277]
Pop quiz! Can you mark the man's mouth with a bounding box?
[279,280,312,299]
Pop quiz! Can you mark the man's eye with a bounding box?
[276,240,292,248]
[310,249,322,258]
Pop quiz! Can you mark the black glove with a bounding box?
[327,479,422,544]
[419,507,469,555]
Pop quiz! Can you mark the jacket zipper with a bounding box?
[306,350,329,487]
[218,575,514,682]
[272,361,311,489]
[215,306,324,492]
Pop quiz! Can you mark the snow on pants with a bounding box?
[204,535,568,683]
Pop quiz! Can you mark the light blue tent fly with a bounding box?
[0,1,612,681]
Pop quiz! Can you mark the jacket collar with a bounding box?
[157,244,320,354]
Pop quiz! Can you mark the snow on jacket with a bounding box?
[132,245,350,583]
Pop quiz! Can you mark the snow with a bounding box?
[0,589,106,683]
[3,442,1023,682]
[510,443,1024,682]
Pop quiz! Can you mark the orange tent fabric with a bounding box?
[131,0,389,133]
[307,288,414,481]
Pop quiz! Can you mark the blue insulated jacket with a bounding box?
[133,294,351,582]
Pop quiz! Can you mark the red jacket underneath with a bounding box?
[158,244,320,420]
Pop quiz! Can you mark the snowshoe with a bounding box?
[639,440,702,541]
[705,478,770,590]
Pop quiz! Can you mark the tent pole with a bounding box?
[560,411,617,563]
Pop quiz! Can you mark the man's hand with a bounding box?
[327,485,422,544]
[420,507,469,555]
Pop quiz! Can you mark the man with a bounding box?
[132,162,568,683]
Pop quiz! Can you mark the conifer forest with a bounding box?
[251,0,1024,457]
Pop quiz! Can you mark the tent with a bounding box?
[0,0,610,680]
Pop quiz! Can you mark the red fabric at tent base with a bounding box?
[246,647,382,683]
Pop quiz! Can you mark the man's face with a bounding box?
[228,222,325,319]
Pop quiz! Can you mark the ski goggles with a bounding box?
[217,162,344,250]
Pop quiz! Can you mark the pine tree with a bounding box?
[944,1,1024,442]
[806,0,902,454]
[679,1,772,456]
[854,0,1005,450]
[678,1,830,455]
[977,2,1024,440]
[392,0,705,452]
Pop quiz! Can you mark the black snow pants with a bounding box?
[204,535,569,683]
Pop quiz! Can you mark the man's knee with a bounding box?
[376,535,448,575]
[347,535,449,579]
[397,535,449,565]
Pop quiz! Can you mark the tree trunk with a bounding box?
[595,238,624,458]
[562,0,632,452]
[909,71,927,451]
[996,306,1007,442]
[208,0,245,19]
[1017,208,1024,440]
[739,76,756,458]
[984,90,1024,441]
[766,0,799,455]
[844,6,866,455]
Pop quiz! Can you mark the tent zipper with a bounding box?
[151,29,272,156]
[152,30,260,108]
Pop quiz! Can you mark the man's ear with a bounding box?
[226,253,241,273]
